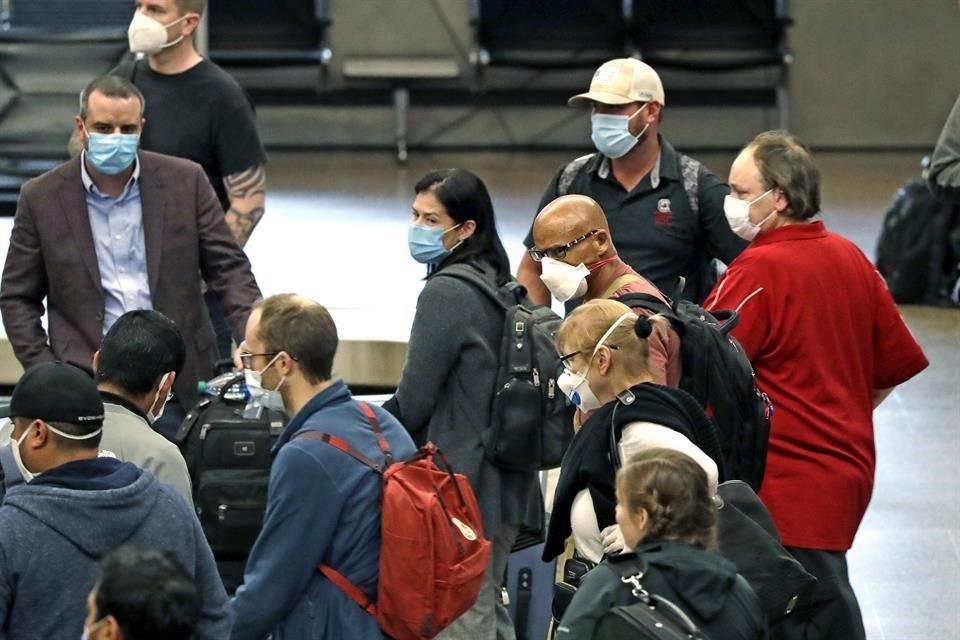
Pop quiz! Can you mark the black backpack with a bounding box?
[175,374,286,592]
[595,555,708,640]
[436,265,574,470]
[614,291,772,491]
[876,176,960,306]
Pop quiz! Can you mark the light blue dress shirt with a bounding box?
[81,153,153,335]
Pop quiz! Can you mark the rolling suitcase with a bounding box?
[506,470,556,640]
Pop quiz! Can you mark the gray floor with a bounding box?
[250,149,958,638]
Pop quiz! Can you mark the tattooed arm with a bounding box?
[223,165,266,248]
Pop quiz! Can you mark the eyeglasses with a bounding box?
[529,229,600,262]
[238,351,280,370]
[558,344,619,367]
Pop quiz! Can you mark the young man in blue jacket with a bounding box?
[230,294,416,640]
[0,362,230,640]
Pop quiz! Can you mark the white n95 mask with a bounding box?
[557,368,604,412]
[128,11,189,54]
[724,189,776,242]
[540,257,591,303]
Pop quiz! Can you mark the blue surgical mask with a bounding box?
[591,104,650,159]
[85,128,140,176]
[408,223,461,265]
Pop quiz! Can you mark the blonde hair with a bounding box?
[556,298,667,377]
[617,448,717,550]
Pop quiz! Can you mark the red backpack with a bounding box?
[294,402,491,639]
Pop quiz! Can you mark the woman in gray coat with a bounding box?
[384,168,542,640]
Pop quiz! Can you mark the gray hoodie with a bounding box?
[0,458,230,640]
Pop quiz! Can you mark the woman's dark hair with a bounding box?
[93,546,198,640]
[415,169,511,284]
[617,447,718,550]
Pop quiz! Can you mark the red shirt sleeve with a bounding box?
[870,270,929,389]
[705,258,771,361]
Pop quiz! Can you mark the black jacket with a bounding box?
[556,541,768,640]
[544,383,723,561]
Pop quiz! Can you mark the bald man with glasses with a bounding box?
[530,195,680,388]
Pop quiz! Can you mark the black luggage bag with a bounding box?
[175,373,286,592]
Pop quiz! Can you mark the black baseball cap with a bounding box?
[0,362,104,427]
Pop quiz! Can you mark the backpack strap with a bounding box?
[433,264,522,311]
[292,402,393,470]
[557,153,596,196]
[318,565,377,616]
[614,292,677,321]
[600,274,645,300]
[296,401,393,619]
[679,153,702,221]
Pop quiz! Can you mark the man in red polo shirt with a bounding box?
[707,131,928,640]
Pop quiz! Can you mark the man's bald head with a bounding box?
[532,195,616,264]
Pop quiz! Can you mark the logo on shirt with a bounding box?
[655,198,673,226]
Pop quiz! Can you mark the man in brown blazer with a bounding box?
[0,74,261,436]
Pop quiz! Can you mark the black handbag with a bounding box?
[715,480,817,623]
[595,556,708,640]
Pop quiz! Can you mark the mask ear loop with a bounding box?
[627,103,650,141]
[592,312,636,357]
[580,311,637,379]
[150,371,173,417]
[752,188,779,232]
[443,223,465,252]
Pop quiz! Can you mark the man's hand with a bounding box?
[223,165,266,248]
[517,251,551,306]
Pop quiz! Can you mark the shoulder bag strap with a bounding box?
[612,554,704,637]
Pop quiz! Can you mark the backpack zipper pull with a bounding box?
[514,320,525,350]
[532,368,541,387]
[548,378,556,399]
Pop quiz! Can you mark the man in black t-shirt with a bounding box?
[70,0,267,364]
[517,58,746,304]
